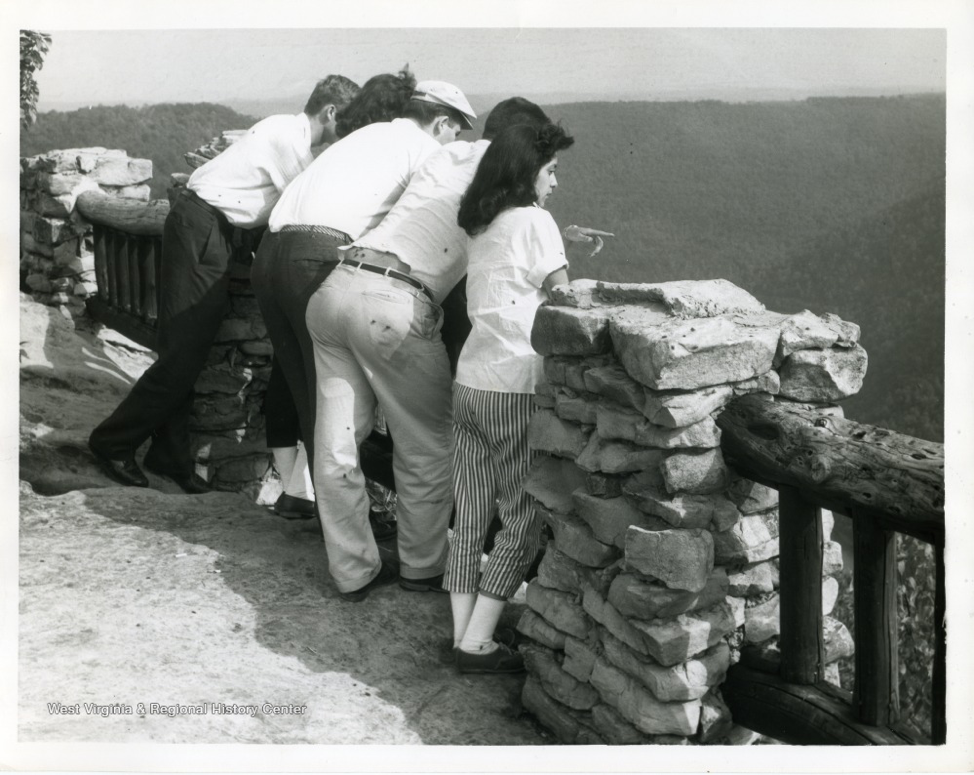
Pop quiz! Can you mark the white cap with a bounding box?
[411,80,476,129]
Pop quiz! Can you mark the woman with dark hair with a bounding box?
[446,123,577,674]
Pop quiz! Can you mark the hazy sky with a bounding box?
[34,27,945,109]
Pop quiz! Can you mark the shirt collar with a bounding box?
[296,112,312,140]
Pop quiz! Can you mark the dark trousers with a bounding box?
[89,191,234,476]
[264,356,301,448]
[251,229,344,468]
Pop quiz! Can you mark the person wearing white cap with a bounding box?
[255,74,471,471]
[264,78,476,601]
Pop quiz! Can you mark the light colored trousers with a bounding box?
[305,264,454,593]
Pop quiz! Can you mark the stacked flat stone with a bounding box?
[190,266,276,498]
[518,278,864,744]
[20,148,152,315]
[183,129,248,170]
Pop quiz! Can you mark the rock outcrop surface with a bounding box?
[518,278,862,745]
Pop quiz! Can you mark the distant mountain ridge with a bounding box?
[20,94,945,441]
[38,86,942,117]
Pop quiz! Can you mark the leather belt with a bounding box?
[279,223,352,245]
[338,258,435,304]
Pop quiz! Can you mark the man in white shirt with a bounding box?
[252,79,474,498]
[89,75,359,494]
[303,98,554,602]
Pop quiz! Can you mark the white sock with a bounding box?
[450,592,476,647]
[459,595,506,654]
[285,442,314,500]
[270,447,298,491]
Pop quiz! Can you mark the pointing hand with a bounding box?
[562,225,615,257]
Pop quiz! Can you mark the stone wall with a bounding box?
[20,147,277,499]
[192,265,275,498]
[517,278,865,744]
[20,148,152,316]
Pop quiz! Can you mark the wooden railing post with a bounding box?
[93,227,109,302]
[932,537,946,744]
[778,485,824,684]
[129,237,143,318]
[853,516,899,726]
[144,237,160,325]
[105,229,118,306]
[116,229,132,313]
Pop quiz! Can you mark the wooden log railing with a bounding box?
[77,190,171,349]
[716,394,946,745]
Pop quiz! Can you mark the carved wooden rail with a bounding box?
[716,394,946,745]
[77,190,170,348]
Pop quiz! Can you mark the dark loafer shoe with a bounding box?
[169,473,212,494]
[399,573,448,593]
[456,642,525,675]
[494,626,524,650]
[274,493,316,520]
[369,509,397,542]
[143,458,211,494]
[89,444,148,488]
[339,560,399,603]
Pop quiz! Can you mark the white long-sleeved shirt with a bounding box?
[268,118,438,240]
[187,113,313,228]
[349,139,489,303]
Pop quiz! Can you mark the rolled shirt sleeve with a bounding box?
[524,207,568,288]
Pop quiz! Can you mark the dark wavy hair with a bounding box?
[481,97,550,141]
[303,74,360,116]
[458,122,574,235]
[334,65,416,138]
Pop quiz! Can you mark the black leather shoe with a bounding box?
[274,493,315,519]
[399,573,448,593]
[369,509,397,542]
[169,473,212,494]
[494,626,525,649]
[143,458,211,494]
[89,443,148,487]
[339,560,399,602]
[456,642,525,675]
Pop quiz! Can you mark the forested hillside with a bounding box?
[20,95,944,440]
[21,103,259,198]
[543,95,945,440]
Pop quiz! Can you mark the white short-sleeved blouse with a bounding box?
[455,205,568,394]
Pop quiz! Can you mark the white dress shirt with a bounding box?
[187,113,313,228]
[268,118,438,240]
[349,139,490,303]
[455,206,568,394]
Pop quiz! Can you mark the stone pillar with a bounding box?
[190,262,276,499]
[20,148,152,317]
[517,279,865,744]
[20,145,278,499]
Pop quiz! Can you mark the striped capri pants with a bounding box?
[444,382,542,600]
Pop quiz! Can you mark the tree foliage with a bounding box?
[20,30,52,130]
[20,102,259,198]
